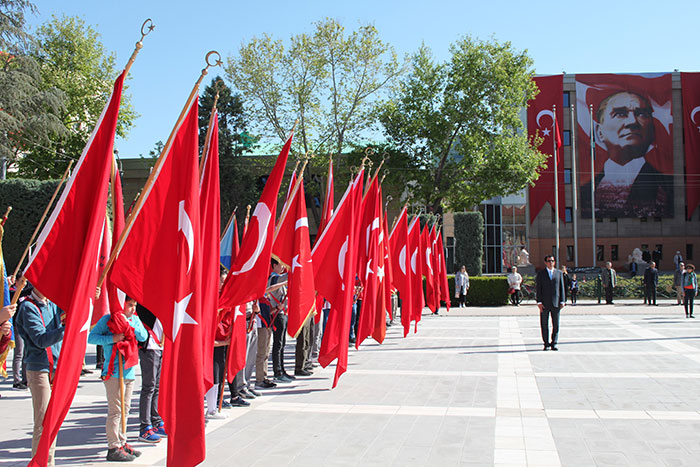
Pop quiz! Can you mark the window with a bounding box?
[611,244,619,261]
[596,245,604,261]
[564,169,572,184]
[563,92,570,108]
[565,207,572,223]
[563,130,571,146]
[687,244,694,261]
[566,245,574,262]
[551,207,556,223]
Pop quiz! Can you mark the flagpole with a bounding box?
[273,158,309,242]
[122,19,154,78]
[589,104,596,268]
[243,204,251,236]
[553,105,560,265]
[570,104,579,267]
[118,354,126,434]
[220,208,237,242]
[12,160,73,279]
[98,51,223,287]
[199,82,222,177]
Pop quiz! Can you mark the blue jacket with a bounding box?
[682,272,698,293]
[88,313,147,380]
[14,297,64,373]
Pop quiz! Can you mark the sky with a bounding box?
[27,0,700,159]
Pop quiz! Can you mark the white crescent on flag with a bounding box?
[536,109,554,128]
[233,202,271,275]
[411,248,418,274]
[338,236,348,290]
[178,200,194,274]
[399,245,407,275]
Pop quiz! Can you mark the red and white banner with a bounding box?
[407,216,424,333]
[389,206,412,337]
[527,75,564,223]
[576,73,673,218]
[355,177,381,348]
[681,73,700,219]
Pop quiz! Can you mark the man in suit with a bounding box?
[536,255,566,351]
[644,261,659,306]
[580,91,673,218]
[601,262,617,305]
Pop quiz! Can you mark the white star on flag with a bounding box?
[377,265,385,282]
[81,298,94,334]
[173,293,197,340]
[233,305,244,323]
[542,128,551,136]
[292,254,302,272]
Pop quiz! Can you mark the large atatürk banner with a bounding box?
[576,73,673,218]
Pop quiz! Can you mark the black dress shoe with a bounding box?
[283,372,296,380]
[543,344,549,351]
[550,345,558,351]
[294,369,313,376]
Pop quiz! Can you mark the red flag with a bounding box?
[389,206,412,337]
[272,178,316,338]
[355,177,381,348]
[428,224,440,313]
[106,163,126,315]
[371,186,388,344]
[219,135,292,309]
[23,73,125,467]
[317,158,334,238]
[199,110,221,391]
[232,215,240,262]
[313,169,363,388]
[436,230,451,311]
[285,169,297,203]
[682,72,700,218]
[528,75,565,223]
[93,217,112,325]
[421,224,436,313]
[109,97,205,467]
[407,217,425,332]
[224,306,246,382]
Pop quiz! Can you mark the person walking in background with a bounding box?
[507,267,522,306]
[601,262,617,305]
[561,265,571,303]
[644,261,659,306]
[536,256,566,351]
[570,274,579,305]
[674,263,686,306]
[673,251,683,270]
[682,264,697,318]
[455,265,470,308]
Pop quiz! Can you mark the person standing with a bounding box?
[673,251,683,270]
[570,274,579,305]
[536,256,566,351]
[652,247,662,269]
[644,261,659,306]
[14,288,61,466]
[507,267,523,306]
[674,263,686,306]
[681,264,697,318]
[561,265,571,303]
[455,266,470,308]
[136,305,165,443]
[269,260,293,383]
[601,262,617,305]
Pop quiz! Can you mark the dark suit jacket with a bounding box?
[580,161,673,218]
[536,268,566,310]
[644,267,659,287]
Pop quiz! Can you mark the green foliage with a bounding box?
[226,18,403,158]
[16,15,137,178]
[521,274,677,300]
[0,178,59,272]
[454,211,483,276]
[447,275,509,306]
[379,38,546,211]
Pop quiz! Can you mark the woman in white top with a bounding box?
[455,266,470,307]
[507,266,523,306]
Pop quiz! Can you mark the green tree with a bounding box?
[19,15,137,178]
[226,18,402,158]
[379,38,546,212]
[0,0,65,178]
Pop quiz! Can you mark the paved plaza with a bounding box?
[2,300,700,466]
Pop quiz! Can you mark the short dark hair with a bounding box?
[596,91,652,123]
[271,258,279,267]
[544,255,555,262]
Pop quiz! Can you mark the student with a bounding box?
[570,274,579,305]
[88,297,147,462]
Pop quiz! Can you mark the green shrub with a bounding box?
[0,179,60,273]
[521,273,677,300]
[448,275,509,306]
[454,211,483,276]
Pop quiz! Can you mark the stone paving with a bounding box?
[2,299,700,466]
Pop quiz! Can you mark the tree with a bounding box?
[225,18,402,158]
[379,38,546,212]
[17,15,137,178]
[0,0,65,179]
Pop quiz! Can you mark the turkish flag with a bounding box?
[105,163,126,315]
[428,224,440,313]
[389,206,412,337]
[407,216,425,332]
[272,178,316,338]
[371,187,389,344]
[109,97,205,466]
[421,224,436,313]
[23,73,125,467]
[681,73,700,218]
[200,111,221,390]
[527,75,565,223]
[313,159,334,325]
[93,216,112,325]
[224,306,246,383]
[219,134,292,309]
[313,169,363,388]
[436,230,451,311]
[355,177,381,348]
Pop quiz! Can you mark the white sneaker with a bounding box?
[206,411,227,420]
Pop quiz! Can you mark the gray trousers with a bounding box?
[138,348,162,429]
[295,320,312,371]
[310,319,321,361]
[234,326,258,392]
[13,332,26,384]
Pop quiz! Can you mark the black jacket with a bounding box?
[536,268,566,309]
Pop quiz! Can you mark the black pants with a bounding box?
[684,290,695,316]
[645,284,657,305]
[138,348,163,430]
[459,292,467,307]
[571,289,577,304]
[540,306,560,346]
[510,289,521,305]
[295,320,312,372]
[604,285,614,304]
[272,313,288,375]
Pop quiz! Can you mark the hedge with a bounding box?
[0,179,61,273]
[520,274,677,300]
[446,274,509,306]
[454,211,483,277]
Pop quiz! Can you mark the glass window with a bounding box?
[563,130,571,146]
[501,205,514,224]
[563,92,570,108]
[596,245,604,261]
[565,207,572,223]
[446,236,454,247]
[687,244,694,261]
[611,244,619,261]
[566,245,574,262]
[486,205,494,224]
[564,169,572,184]
[513,205,526,224]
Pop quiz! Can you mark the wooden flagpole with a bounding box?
[198,81,222,176]
[118,354,126,433]
[273,159,308,242]
[220,207,237,242]
[12,161,73,279]
[98,51,223,288]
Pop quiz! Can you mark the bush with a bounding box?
[0,179,61,274]
[454,211,483,276]
[447,274,509,306]
[521,273,677,300]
